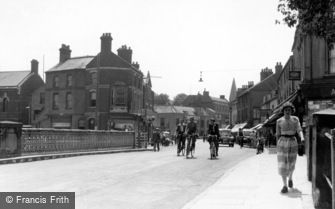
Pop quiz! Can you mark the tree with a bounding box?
[154,93,170,105]
[277,0,335,44]
[172,93,188,105]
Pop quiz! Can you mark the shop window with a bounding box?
[329,43,335,74]
[90,91,96,107]
[66,92,72,109]
[52,93,59,110]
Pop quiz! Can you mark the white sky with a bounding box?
[0,0,295,100]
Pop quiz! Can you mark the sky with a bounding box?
[0,0,296,101]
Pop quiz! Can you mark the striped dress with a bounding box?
[276,116,302,177]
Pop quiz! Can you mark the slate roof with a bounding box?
[0,71,31,87]
[47,56,94,72]
[173,106,196,115]
[154,105,178,114]
[238,73,279,97]
[86,52,137,70]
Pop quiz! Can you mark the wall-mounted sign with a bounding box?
[288,71,301,80]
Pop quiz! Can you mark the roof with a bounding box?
[238,73,279,97]
[154,105,178,114]
[231,123,248,133]
[211,96,228,103]
[48,56,94,72]
[313,108,335,116]
[0,71,31,87]
[173,106,196,115]
[86,52,138,71]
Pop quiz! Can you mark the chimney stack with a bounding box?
[100,33,112,54]
[220,95,225,100]
[31,59,38,74]
[132,61,140,69]
[203,90,210,97]
[117,45,133,63]
[275,62,283,74]
[59,44,71,63]
[248,81,254,88]
[260,67,273,81]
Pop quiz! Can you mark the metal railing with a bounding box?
[324,129,335,209]
[21,128,135,154]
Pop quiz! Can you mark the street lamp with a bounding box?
[25,106,31,125]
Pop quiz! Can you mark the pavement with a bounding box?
[182,147,315,209]
[0,147,152,165]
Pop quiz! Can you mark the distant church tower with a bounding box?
[229,78,237,102]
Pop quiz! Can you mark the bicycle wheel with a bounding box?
[186,139,190,159]
[210,141,216,159]
[181,146,185,156]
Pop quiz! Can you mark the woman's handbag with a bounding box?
[298,141,305,156]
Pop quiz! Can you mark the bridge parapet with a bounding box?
[21,128,135,154]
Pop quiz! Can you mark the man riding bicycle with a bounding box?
[176,120,187,156]
[207,118,220,157]
[185,117,197,157]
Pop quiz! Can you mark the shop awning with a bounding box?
[231,122,248,133]
[313,108,335,116]
[251,123,263,130]
[262,92,299,127]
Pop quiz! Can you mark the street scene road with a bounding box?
[0,141,255,209]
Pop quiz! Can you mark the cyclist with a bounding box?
[207,118,220,157]
[185,117,197,157]
[176,121,187,156]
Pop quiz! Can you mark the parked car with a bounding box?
[219,128,235,147]
[242,129,257,147]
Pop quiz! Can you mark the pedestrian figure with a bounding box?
[276,102,304,193]
[152,128,161,152]
[238,128,244,148]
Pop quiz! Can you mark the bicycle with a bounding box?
[177,134,185,156]
[186,133,196,159]
[208,135,217,159]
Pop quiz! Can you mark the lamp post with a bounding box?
[25,106,31,126]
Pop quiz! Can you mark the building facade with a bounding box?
[236,64,282,127]
[36,33,154,131]
[0,59,44,124]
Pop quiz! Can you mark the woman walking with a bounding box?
[276,102,304,193]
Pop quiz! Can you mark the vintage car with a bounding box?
[242,129,257,147]
[219,128,235,147]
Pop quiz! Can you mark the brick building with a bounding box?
[236,64,282,127]
[37,33,154,130]
[0,59,44,124]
